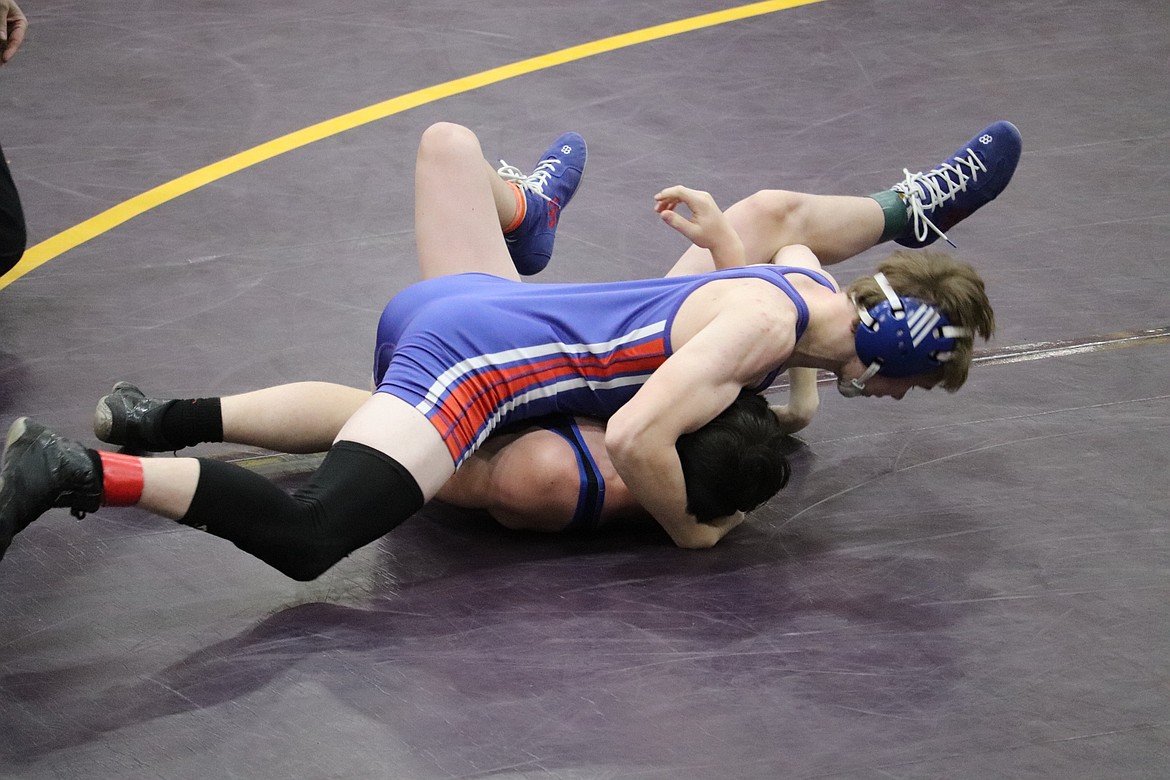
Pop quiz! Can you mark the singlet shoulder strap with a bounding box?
[540,416,606,533]
[771,265,840,293]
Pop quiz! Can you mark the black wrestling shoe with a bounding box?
[0,418,102,561]
[94,381,177,452]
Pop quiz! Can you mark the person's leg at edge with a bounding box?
[0,125,570,574]
[0,140,28,276]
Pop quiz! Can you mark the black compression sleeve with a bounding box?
[181,441,425,581]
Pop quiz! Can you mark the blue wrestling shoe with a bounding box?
[891,120,1022,248]
[497,132,587,275]
[0,418,102,561]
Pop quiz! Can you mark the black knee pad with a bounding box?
[184,442,425,581]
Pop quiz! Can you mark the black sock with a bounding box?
[161,398,224,448]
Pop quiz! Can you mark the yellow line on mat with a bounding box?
[0,0,825,290]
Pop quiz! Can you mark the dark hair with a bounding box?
[676,391,790,523]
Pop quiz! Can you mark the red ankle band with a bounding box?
[502,181,526,234]
[98,451,144,506]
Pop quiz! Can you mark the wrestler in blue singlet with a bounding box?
[373,266,836,466]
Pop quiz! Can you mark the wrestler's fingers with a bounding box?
[0,5,26,65]
[654,196,682,214]
[655,185,708,205]
[654,184,690,201]
[659,208,701,242]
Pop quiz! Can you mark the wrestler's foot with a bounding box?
[890,120,1022,248]
[94,381,177,452]
[0,418,102,561]
[497,132,587,275]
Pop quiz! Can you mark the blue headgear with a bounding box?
[839,273,969,397]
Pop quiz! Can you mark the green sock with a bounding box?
[869,190,908,243]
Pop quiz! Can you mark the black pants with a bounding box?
[0,140,28,276]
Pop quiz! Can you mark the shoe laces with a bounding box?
[892,147,988,247]
[497,159,555,203]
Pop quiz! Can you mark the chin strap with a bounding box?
[843,273,971,397]
[837,362,882,398]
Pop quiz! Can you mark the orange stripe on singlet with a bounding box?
[429,337,668,461]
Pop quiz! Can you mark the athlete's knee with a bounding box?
[268,549,338,582]
[271,497,357,581]
[181,477,358,582]
[739,189,814,236]
[418,122,481,166]
[282,441,426,580]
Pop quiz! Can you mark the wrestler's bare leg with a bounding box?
[220,383,370,453]
[414,122,522,282]
[667,191,885,276]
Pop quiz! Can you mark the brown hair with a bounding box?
[844,250,995,391]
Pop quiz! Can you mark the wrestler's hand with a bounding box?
[673,511,744,548]
[703,510,745,533]
[769,367,820,433]
[655,185,746,269]
[769,403,816,434]
[1,0,27,65]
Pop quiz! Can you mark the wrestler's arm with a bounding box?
[770,367,820,433]
[763,244,826,432]
[606,303,794,548]
[603,266,759,547]
[655,187,824,433]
